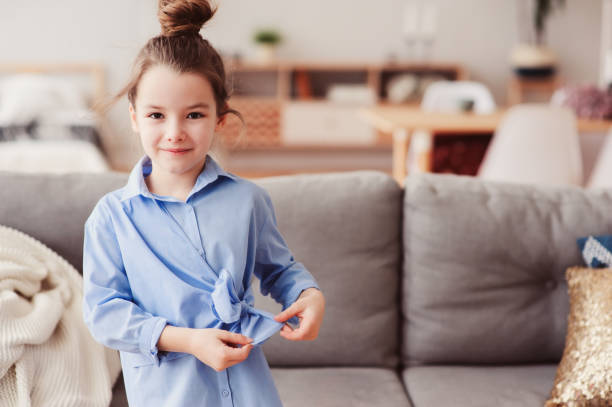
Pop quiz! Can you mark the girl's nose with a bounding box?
[166,120,185,142]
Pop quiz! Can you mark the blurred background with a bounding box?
[1,0,611,187]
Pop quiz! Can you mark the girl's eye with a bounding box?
[147,113,164,119]
[187,112,204,119]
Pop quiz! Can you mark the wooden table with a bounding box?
[361,105,612,185]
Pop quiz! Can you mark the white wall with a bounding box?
[0,0,604,170]
[199,0,602,101]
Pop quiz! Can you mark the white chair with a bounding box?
[587,130,612,189]
[421,80,497,114]
[406,81,496,174]
[477,104,583,186]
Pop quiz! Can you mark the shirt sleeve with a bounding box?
[254,191,320,313]
[82,202,167,366]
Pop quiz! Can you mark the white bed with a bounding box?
[0,64,110,173]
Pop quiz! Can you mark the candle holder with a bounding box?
[402,1,437,61]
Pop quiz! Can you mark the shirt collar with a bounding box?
[120,155,237,202]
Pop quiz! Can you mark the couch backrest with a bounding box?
[0,171,127,271]
[0,170,403,369]
[255,172,402,368]
[402,173,612,366]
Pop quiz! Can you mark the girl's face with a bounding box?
[129,64,224,181]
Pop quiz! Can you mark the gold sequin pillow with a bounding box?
[546,267,612,406]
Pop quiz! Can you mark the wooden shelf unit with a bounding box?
[226,61,467,101]
[221,60,466,150]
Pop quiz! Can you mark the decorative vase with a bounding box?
[510,43,557,78]
[255,44,277,64]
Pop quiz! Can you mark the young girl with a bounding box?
[82,1,325,405]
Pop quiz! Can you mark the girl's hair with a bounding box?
[115,0,241,124]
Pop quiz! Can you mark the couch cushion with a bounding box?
[403,174,612,365]
[272,367,411,407]
[403,364,556,407]
[0,171,127,271]
[255,171,402,367]
[109,368,413,407]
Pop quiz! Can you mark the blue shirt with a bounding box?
[82,155,319,407]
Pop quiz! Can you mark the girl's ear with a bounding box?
[215,114,227,132]
[129,104,139,133]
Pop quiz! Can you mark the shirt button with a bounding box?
[222,389,230,398]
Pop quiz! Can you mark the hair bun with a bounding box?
[158,0,216,37]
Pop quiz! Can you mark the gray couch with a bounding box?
[2,169,610,406]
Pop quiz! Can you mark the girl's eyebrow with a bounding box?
[143,103,210,110]
[186,103,210,109]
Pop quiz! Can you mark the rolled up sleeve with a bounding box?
[82,204,167,365]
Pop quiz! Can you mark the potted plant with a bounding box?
[511,0,566,77]
[253,28,282,64]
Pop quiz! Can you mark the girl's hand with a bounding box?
[273,288,325,341]
[188,329,254,371]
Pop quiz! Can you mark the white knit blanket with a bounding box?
[0,226,121,407]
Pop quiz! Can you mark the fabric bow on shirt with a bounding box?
[211,268,284,345]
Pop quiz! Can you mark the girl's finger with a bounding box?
[226,344,253,362]
[279,328,302,341]
[218,330,253,345]
[274,302,303,323]
[280,324,307,341]
[280,317,316,341]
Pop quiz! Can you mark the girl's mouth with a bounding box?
[162,148,191,155]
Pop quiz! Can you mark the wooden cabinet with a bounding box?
[221,61,465,148]
[282,101,377,146]
[218,60,465,177]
